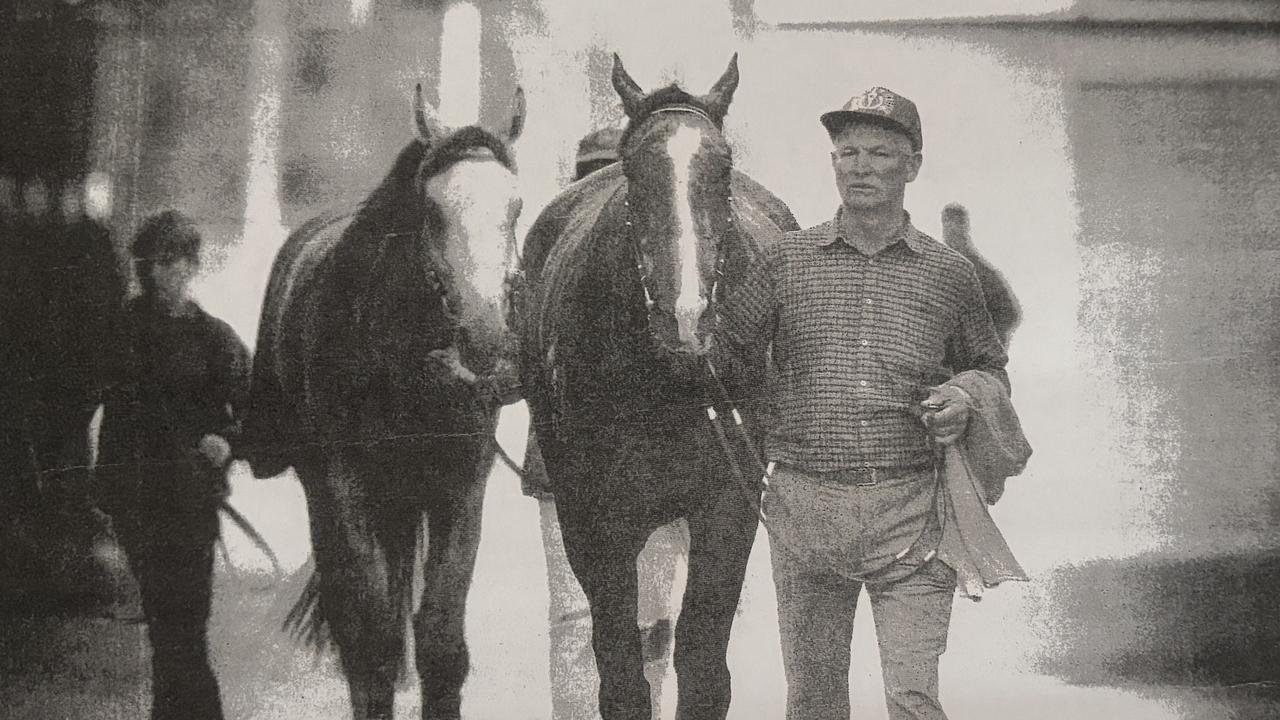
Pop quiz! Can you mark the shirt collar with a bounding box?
[819,207,926,255]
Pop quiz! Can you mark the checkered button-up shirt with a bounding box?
[715,210,1009,473]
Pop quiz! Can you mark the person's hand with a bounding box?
[920,385,972,445]
[428,345,478,385]
[477,357,524,406]
[197,433,232,468]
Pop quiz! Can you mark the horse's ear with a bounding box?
[611,53,646,119]
[703,53,739,124]
[414,83,447,143]
[507,86,526,142]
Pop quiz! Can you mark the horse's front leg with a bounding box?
[416,441,490,720]
[560,512,650,720]
[673,469,759,720]
[305,452,400,720]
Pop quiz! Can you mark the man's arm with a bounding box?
[205,318,252,464]
[945,264,1010,392]
[926,264,1011,445]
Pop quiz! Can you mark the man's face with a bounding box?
[137,255,197,307]
[829,123,921,213]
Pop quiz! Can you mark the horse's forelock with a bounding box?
[417,126,514,183]
[621,117,732,199]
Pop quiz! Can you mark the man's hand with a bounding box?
[920,385,973,445]
[197,433,232,468]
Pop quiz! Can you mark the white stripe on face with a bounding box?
[425,157,521,325]
[667,124,707,345]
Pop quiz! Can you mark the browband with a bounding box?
[649,104,715,124]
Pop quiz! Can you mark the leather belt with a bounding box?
[835,462,935,488]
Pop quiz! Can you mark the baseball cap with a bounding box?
[576,128,624,165]
[820,87,922,152]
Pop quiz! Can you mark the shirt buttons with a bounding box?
[863,298,873,305]
[860,420,869,427]
[859,379,869,387]
[860,339,870,347]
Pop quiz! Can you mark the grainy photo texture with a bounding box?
[2,1,1278,719]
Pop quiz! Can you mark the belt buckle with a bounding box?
[854,466,878,487]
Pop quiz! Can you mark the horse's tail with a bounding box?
[283,567,329,650]
[282,516,424,685]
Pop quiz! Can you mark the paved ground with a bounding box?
[3,422,1276,720]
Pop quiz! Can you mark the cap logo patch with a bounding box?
[853,87,896,115]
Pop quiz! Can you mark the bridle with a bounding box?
[372,139,523,406]
[621,104,735,348]
[615,106,773,525]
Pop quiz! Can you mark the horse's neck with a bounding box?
[346,236,452,354]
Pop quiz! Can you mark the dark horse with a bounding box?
[244,86,526,720]
[518,55,799,720]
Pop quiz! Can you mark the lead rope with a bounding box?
[703,404,769,525]
[701,357,772,525]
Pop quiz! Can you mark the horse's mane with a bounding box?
[346,141,430,244]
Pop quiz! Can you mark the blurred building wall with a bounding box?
[755,0,1280,24]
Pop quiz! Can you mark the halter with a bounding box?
[626,198,733,324]
[622,104,737,340]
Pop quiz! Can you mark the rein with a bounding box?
[701,357,772,525]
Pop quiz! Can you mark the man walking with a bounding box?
[96,210,250,720]
[712,87,1010,720]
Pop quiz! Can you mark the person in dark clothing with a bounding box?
[96,209,249,720]
[1,178,125,515]
[36,182,128,527]
[941,203,1021,349]
[0,174,36,500]
[2,177,129,608]
[4,177,129,603]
